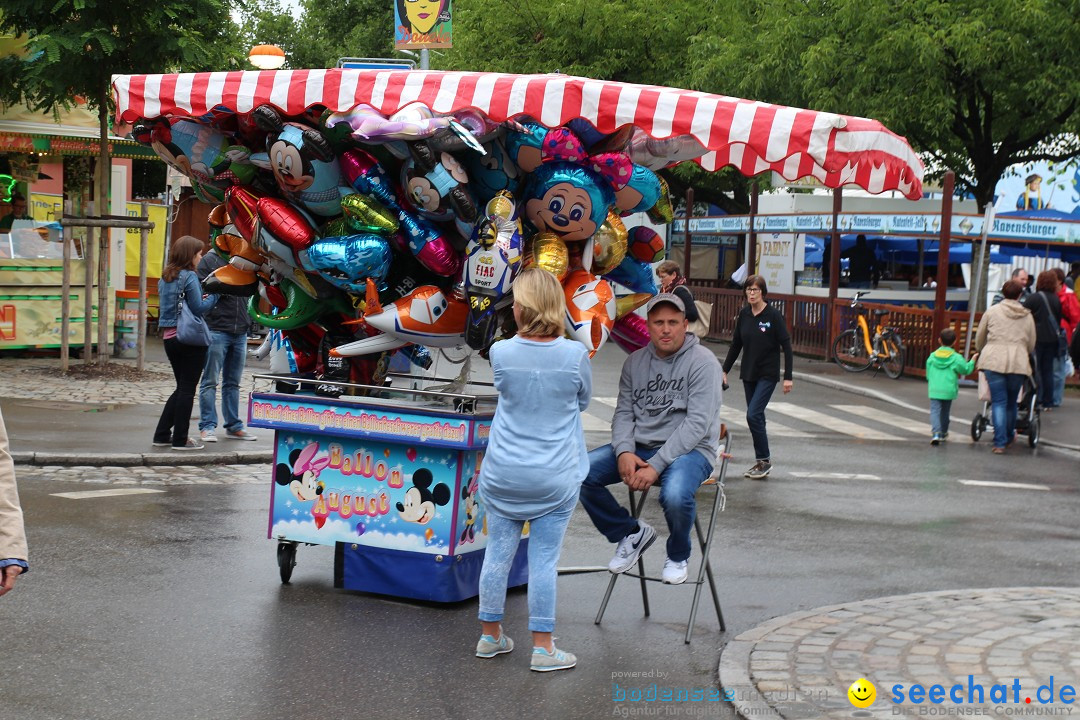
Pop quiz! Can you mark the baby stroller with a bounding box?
[970,369,1040,447]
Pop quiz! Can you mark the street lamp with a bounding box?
[249,44,286,70]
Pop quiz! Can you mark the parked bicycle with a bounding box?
[832,291,905,378]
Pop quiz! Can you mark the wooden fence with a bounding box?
[691,286,1075,383]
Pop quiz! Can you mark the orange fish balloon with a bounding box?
[563,268,616,357]
[331,279,468,357]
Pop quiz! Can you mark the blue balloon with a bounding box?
[298,234,392,294]
[604,256,657,295]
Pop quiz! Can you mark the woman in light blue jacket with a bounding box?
[474,268,592,672]
[153,236,218,450]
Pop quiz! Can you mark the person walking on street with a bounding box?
[925,328,977,445]
[579,292,721,586]
[656,260,700,325]
[475,269,592,672]
[153,236,219,450]
[1023,271,1063,411]
[1051,267,1079,407]
[976,280,1036,454]
[722,275,793,480]
[197,250,257,443]
[0,407,28,598]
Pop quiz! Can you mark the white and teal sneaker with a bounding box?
[531,645,577,672]
[476,631,513,658]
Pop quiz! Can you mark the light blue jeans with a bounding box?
[983,370,1025,449]
[199,330,248,433]
[929,398,952,436]
[1052,354,1065,407]
[478,492,577,633]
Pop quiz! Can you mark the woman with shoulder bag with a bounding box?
[1022,271,1063,411]
[153,236,219,450]
[657,260,709,337]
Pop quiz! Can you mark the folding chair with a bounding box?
[594,425,731,643]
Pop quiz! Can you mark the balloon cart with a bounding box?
[247,373,527,602]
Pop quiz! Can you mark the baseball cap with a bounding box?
[645,292,686,314]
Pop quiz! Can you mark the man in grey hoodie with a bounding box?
[579,293,721,585]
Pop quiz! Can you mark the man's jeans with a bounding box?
[199,330,248,433]
[982,370,1025,448]
[579,444,713,563]
[1052,354,1065,407]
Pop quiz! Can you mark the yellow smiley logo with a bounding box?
[847,678,876,708]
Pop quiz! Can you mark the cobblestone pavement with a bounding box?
[0,356,272,405]
[17,463,270,485]
[720,587,1080,720]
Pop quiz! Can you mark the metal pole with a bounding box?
[932,171,955,341]
[97,225,109,366]
[747,183,759,275]
[83,202,95,365]
[964,204,995,357]
[420,48,429,70]
[682,187,693,280]
[826,188,843,347]
[60,200,72,373]
[138,202,149,372]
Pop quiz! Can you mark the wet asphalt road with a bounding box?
[3,348,1079,720]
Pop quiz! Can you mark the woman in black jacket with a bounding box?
[722,275,794,480]
[1023,270,1063,411]
[656,260,699,325]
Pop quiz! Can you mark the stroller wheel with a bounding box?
[970,415,984,441]
[1028,415,1040,448]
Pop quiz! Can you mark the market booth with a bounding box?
[112,68,925,599]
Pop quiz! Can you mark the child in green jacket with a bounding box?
[925,328,978,445]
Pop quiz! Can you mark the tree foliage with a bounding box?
[691,0,1080,209]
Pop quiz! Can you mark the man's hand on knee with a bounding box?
[629,464,659,491]
[617,453,648,487]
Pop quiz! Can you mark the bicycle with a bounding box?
[832,291,905,378]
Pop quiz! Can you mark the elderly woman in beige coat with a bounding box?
[976,279,1037,453]
[0,407,28,597]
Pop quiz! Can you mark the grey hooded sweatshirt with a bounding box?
[611,332,722,474]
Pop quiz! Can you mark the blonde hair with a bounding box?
[513,268,566,338]
[162,235,206,282]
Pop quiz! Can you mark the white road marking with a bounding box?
[591,396,619,408]
[958,479,1050,491]
[789,471,882,480]
[51,488,167,500]
[830,404,928,435]
[719,407,815,438]
[768,403,896,440]
[581,412,611,432]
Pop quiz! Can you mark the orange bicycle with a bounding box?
[832,291,905,378]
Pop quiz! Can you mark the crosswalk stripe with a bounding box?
[830,404,928,435]
[958,479,1050,491]
[768,403,896,440]
[51,488,167,500]
[581,412,611,432]
[789,471,882,480]
[718,407,815,438]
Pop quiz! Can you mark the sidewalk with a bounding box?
[702,338,1080,453]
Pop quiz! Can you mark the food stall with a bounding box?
[111,68,925,599]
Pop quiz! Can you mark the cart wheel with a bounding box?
[970,415,984,442]
[1028,416,1040,448]
[277,542,298,584]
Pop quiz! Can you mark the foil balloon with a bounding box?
[465,138,521,205]
[340,149,403,211]
[503,120,550,173]
[426,109,499,153]
[592,211,628,276]
[526,233,569,281]
[224,185,266,241]
[331,279,469,357]
[563,268,616,357]
[204,230,267,296]
[627,130,708,170]
[326,102,451,142]
[131,118,255,202]
[246,279,348,329]
[298,234,393,294]
[611,312,651,354]
[340,193,399,235]
[603,255,658,295]
[249,105,349,217]
[397,211,462,277]
[257,197,318,252]
[647,176,675,225]
[522,162,616,244]
[628,225,666,263]
[615,293,653,319]
[614,164,663,215]
[463,192,524,351]
[400,142,478,235]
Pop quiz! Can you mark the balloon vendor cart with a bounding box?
[247,374,521,601]
[112,67,924,600]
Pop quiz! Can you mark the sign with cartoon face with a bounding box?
[394,0,452,50]
[269,431,487,554]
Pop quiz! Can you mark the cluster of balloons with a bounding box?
[133,102,683,386]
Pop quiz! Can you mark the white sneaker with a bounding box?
[662,557,689,585]
[608,521,656,574]
[225,429,257,441]
[200,430,218,443]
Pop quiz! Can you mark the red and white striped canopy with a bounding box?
[113,69,924,200]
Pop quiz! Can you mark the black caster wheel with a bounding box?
[277,542,298,584]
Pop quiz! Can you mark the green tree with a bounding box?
[691,0,1080,211]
